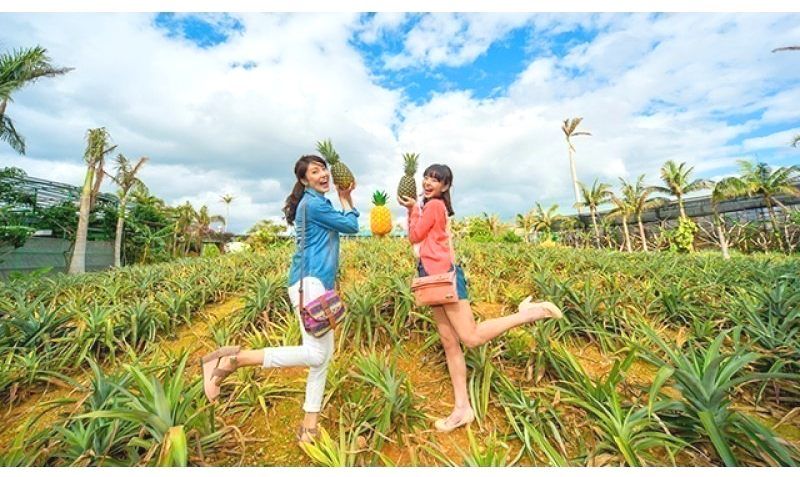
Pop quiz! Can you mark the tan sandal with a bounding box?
[297,425,319,444]
[519,296,563,321]
[201,345,240,402]
[434,407,475,433]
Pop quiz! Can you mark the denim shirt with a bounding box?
[288,188,360,290]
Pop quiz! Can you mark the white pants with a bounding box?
[261,277,335,413]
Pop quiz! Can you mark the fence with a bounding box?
[0,237,114,279]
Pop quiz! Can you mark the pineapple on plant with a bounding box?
[316,139,355,189]
[370,190,393,237]
[397,152,419,200]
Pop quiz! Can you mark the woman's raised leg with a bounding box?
[442,299,560,349]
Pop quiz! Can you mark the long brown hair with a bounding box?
[422,164,455,217]
[283,155,328,226]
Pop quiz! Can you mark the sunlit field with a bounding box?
[1,239,798,466]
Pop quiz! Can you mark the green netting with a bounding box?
[0,237,114,278]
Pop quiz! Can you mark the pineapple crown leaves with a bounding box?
[372,190,388,206]
[315,139,340,165]
[402,153,419,175]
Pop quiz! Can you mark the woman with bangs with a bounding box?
[398,163,562,432]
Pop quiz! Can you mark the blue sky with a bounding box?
[1,13,799,232]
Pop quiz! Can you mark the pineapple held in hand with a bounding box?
[316,139,355,189]
[370,190,393,237]
[397,152,419,200]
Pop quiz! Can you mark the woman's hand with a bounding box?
[337,181,356,210]
[397,195,416,210]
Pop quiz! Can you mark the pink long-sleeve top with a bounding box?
[407,198,453,275]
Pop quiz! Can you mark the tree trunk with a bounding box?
[678,194,686,219]
[765,198,785,252]
[591,207,600,248]
[568,147,581,212]
[68,165,95,274]
[638,216,648,252]
[717,218,730,260]
[0,99,6,117]
[89,160,104,209]
[114,196,127,267]
[225,204,230,233]
[622,217,632,252]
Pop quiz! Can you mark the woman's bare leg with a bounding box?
[432,306,471,424]
[442,300,558,349]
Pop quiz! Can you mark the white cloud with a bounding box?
[1,13,403,232]
[383,13,537,69]
[741,128,800,151]
[2,12,799,231]
[357,12,409,44]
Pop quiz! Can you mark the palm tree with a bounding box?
[561,118,592,210]
[481,212,507,237]
[191,205,225,252]
[575,179,612,248]
[709,177,741,260]
[608,181,637,253]
[653,160,710,219]
[68,128,116,274]
[0,46,72,154]
[515,210,537,243]
[627,175,664,252]
[726,160,800,251]
[170,201,197,256]
[109,154,148,267]
[220,193,235,233]
[530,202,565,239]
[792,135,799,148]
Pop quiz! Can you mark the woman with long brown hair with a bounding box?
[201,154,358,443]
[399,163,562,432]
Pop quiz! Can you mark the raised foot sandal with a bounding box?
[519,296,563,321]
[434,407,475,433]
[201,345,241,402]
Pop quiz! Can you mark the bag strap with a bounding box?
[299,198,308,310]
[445,213,456,265]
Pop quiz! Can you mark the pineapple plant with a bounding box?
[316,139,355,189]
[396,152,419,200]
[370,190,393,237]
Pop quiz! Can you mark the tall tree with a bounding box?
[576,179,612,248]
[561,117,592,211]
[481,212,507,237]
[653,160,710,219]
[627,174,664,252]
[726,160,800,251]
[608,181,637,253]
[68,127,116,274]
[220,193,234,233]
[0,46,72,154]
[191,205,225,252]
[170,201,196,256]
[709,177,741,260]
[109,154,148,267]
[515,210,537,243]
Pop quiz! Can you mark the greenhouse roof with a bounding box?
[0,175,119,211]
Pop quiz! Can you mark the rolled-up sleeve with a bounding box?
[309,197,360,234]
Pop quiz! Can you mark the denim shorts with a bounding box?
[416,261,469,301]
